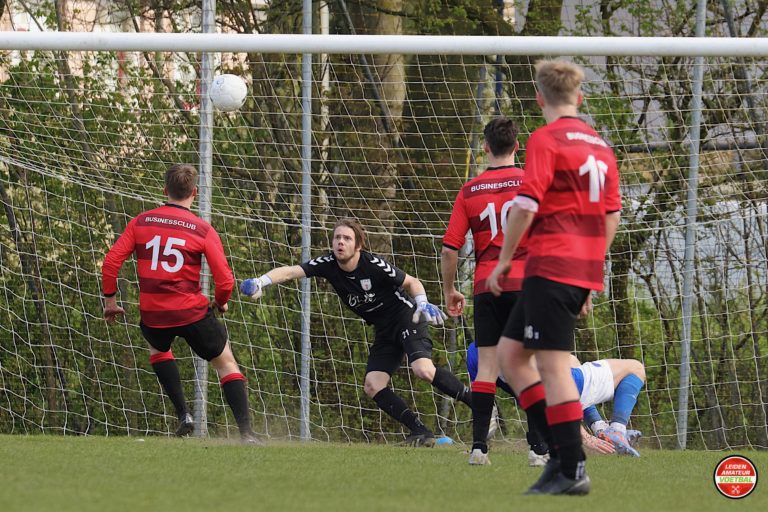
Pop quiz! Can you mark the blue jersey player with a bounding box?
[467,342,644,456]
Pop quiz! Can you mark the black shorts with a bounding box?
[474,291,520,347]
[366,313,432,375]
[140,308,228,362]
[502,276,589,352]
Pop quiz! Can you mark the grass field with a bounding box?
[1,435,765,512]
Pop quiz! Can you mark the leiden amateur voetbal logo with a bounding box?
[714,455,758,499]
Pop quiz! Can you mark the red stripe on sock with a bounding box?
[545,401,583,426]
[220,372,246,385]
[471,381,497,394]
[518,382,545,410]
[149,351,174,364]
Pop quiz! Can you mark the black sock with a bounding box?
[546,401,586,479]
[524,399,555,455]
[431,367,472,406]
[471,389,495,452]
[527,430,549,455]
[526,413,549,454]
[373,388,430,434]
[151,359,188,418]
[222,377,252,434]
[549,420,585,479]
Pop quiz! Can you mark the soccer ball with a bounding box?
[209,74,247,112]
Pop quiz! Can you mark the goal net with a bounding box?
[0,33,766,450]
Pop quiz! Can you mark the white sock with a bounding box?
[591,420,609,434]
[610,421,627,434]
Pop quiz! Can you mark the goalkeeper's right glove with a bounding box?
[412,294,447,326]
[240,275,272,300]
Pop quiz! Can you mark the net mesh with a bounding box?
[0,32,766,448]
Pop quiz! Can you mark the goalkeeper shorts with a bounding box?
[366,314,432,375]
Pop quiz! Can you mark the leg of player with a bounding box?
[526,419,551,467]
[468,345,499,465]
[410,358,472,408]
[210,343,260,444]
[498,338,551,446]
[609,359,645,429]
[499,337,563,493]
[467,341,546,465]
[597,359,645,456]
[364,371,435,447]
[536,349,590,495]
[584,405,608,434]
[148,347,193,437]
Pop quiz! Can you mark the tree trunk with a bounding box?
[0,173,61,428]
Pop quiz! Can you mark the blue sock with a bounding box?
[612,374,644,425]
[583,405,602,426]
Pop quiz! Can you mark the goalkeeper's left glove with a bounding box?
[240,275,272,300]
[412,294,447,326]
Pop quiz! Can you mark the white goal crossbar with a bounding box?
[0,32,767,56]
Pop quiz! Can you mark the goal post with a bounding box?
[0,32,766,450]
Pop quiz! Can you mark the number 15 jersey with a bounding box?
[101,203,234,328]
[443,165,527,295]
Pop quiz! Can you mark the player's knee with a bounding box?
[505,341,531,367]
[410,360,435,381]
[535,363,555,381]
[412,368,432,381]
[363,379,382,397]
[629,360,646,382]
[210,351,237,373]
[363,384,380,398]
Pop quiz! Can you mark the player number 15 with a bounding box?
[146,235,186,273]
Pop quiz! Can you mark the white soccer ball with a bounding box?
[209,74,247,112]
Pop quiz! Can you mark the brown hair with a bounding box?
[534,59,585,107]
[333,218,366,250]
[483,117,519,157]
[165,164,197,200]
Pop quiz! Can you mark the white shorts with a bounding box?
[578,360,614,409]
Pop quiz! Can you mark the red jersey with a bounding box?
[101,204,234,328]
[518,117,621,291]
[443,166,527,295]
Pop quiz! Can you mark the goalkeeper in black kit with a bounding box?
[241,218,471,446]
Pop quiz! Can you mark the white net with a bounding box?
[0,9,767,449]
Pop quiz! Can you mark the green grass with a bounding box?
[1,435,765,512]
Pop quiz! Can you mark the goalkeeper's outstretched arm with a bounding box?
[240,265,306,299]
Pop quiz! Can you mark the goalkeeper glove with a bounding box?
[412,294,447,326]
[240,275,272,299]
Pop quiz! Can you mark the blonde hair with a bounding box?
[534,60,585,107]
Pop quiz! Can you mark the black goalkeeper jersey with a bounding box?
[300,251,415,327]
